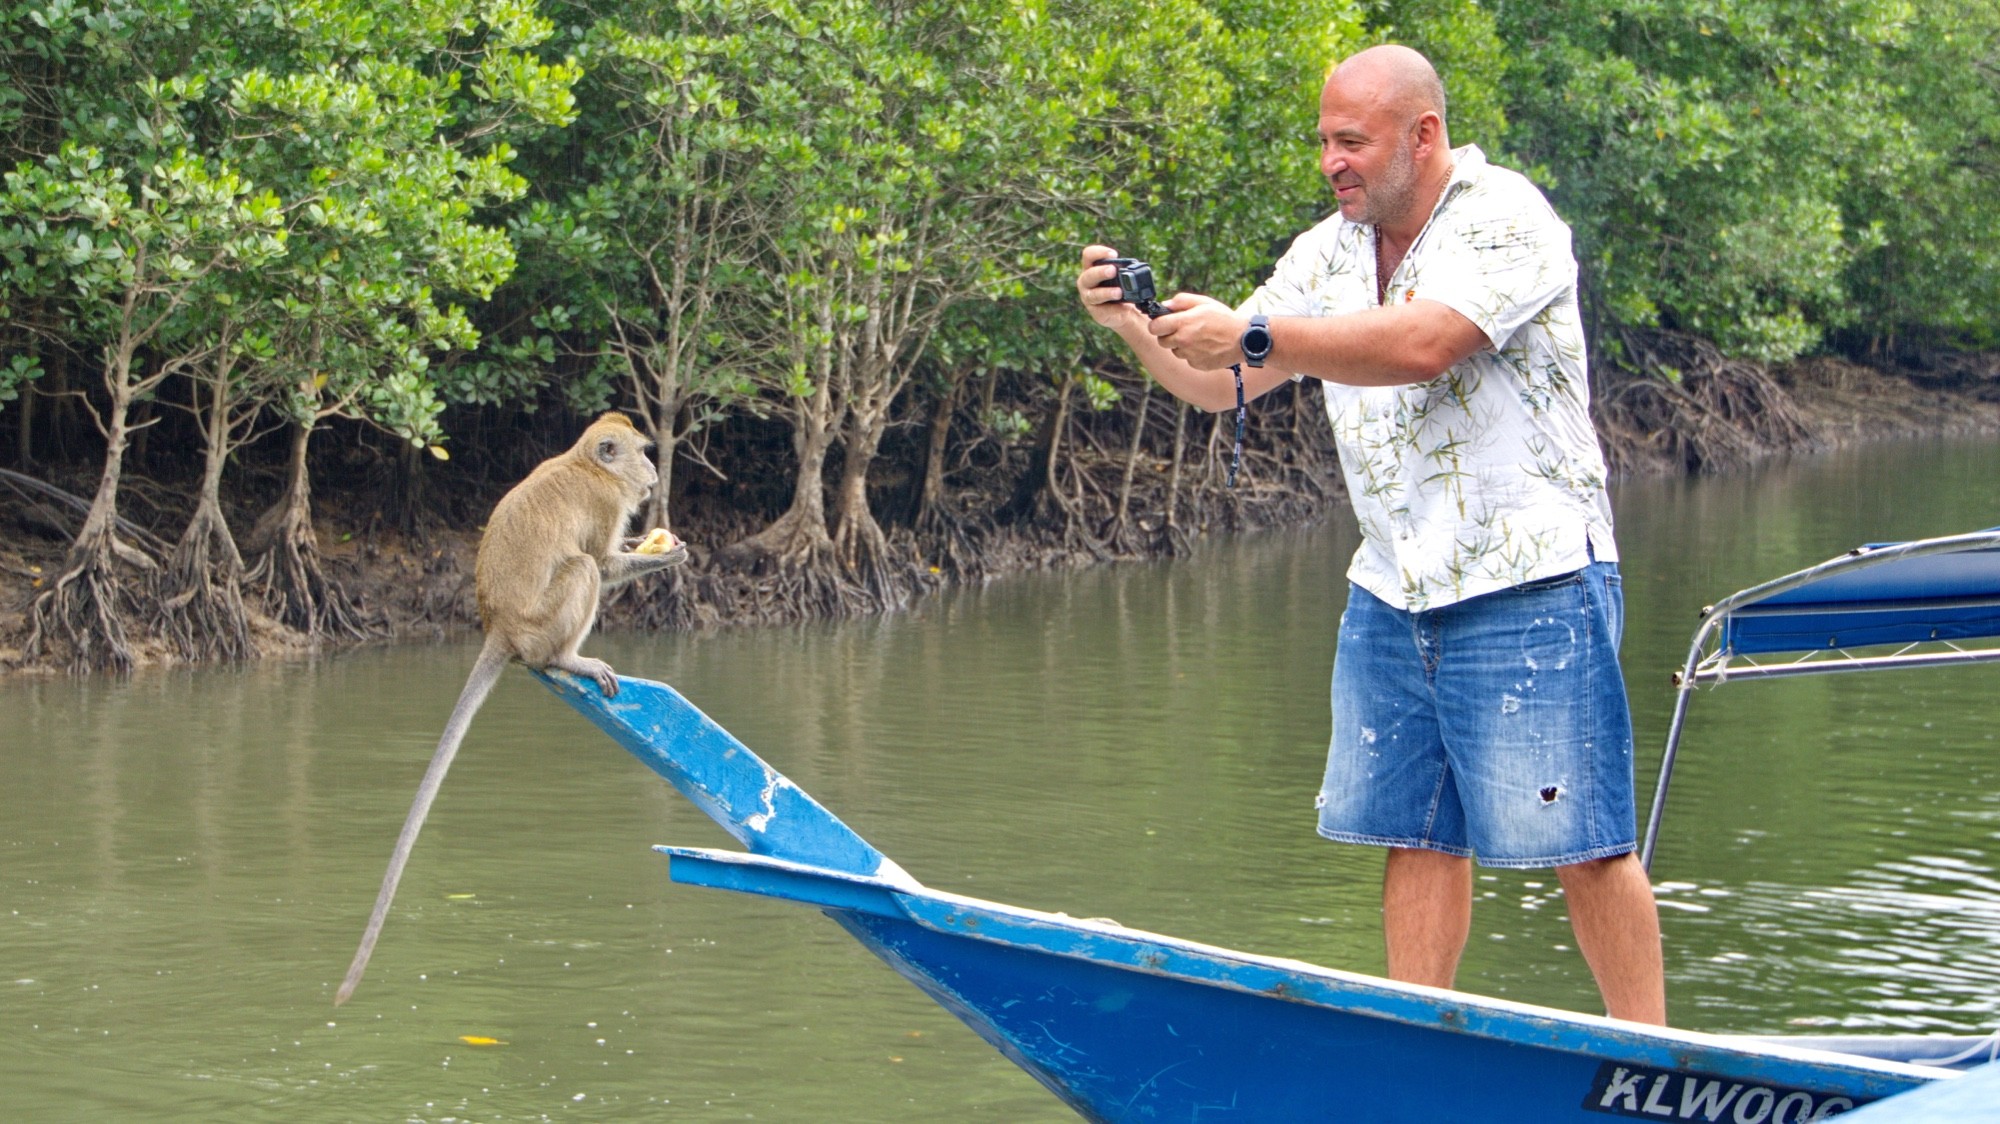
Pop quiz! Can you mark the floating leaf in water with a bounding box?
[459,1035,506,1046]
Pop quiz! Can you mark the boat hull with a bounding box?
[541,670,1958,1122]
[665,845,1935,1124]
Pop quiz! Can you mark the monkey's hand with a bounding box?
[603,531,688,588]
[633,528,680,555]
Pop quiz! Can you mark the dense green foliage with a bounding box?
[2,0,1996,665]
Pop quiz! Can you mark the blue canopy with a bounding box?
[1720,531,2000,657]
[1644,528,2000,869]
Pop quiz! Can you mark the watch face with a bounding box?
[1245,327,1272,356]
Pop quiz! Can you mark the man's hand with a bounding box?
[1150,293,1250,371]
[1075,243,1270,412]
[1077,245,1150,331]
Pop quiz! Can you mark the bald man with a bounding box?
[1077,45,1666,1025]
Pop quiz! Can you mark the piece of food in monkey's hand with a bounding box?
[635,528,681,555]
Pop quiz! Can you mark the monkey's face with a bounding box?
[593,426,658,504]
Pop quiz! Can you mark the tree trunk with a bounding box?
[722,386,835,571]
[16,380,33,469]
[710,329,850,624]
[1039,374,1079,533]
[914,376,960,530]
[714,426,848,620]
[913,375,989,581]
[1002,374,1069,526]
[1290,376,1308,456]
[647,426,677,535]
[832,398,898,609]
[626,342,684,535]
[388,440,433,537]
[245,419,367,640]
[162,500,253,662]
[161,361,255,662]
[1107,376,1152,548]
[25,351,153,672]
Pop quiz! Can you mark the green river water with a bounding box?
[3,436,1998,1121]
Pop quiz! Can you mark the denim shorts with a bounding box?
[1315,563,1638,869]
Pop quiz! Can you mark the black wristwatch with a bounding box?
[1239,314,1273,368]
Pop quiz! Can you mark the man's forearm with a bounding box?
[1113,320,1248,413]
[1137,295,1490,398]
[1265,303,1490,388]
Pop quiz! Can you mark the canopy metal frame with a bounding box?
[1640,528,2000,871]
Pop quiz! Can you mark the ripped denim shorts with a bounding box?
[1315,563,1637,869]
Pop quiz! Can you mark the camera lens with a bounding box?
[1117,262,1156,304]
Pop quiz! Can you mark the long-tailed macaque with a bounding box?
[335,412,687,1006]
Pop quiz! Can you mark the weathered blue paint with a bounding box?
[541,671,1968,1123]
[1840,1059,2000,1122]
[662,845,1946,1122]
[535,670,911,884]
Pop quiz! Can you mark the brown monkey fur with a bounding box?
[335,412,687,1006]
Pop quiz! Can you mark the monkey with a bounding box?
[335,412,687,1007]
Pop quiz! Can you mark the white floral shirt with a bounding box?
[1242,145,1617,611]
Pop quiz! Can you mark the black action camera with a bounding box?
[1095,257,1168,318]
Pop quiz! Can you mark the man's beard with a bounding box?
[1348,136,1421,227]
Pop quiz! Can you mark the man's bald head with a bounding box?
[1326,44,1448,135]
[1316,45,1454,233]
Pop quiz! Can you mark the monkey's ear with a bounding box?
[596,436,621,464]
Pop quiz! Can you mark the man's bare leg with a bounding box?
[1383,847,1473,988]
[1557,852,1666,1024]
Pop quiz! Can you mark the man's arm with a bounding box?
[1078,245,1491,412]
[1150,295,1491,390]
[1077,246,1278,413]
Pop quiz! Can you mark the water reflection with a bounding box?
[1,435,1997,1118]
[1668,851,2000,1033]
[1596,437,2000,1030]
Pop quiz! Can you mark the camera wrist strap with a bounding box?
[1227,363,1245,489]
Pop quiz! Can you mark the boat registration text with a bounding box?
[1583,1062,1879,1122]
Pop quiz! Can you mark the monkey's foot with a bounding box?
[554,656,620,698]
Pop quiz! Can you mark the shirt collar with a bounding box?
[1436,144,1485,210]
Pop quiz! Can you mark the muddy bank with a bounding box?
[3,354,1997,679]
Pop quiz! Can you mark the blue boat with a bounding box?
[1843,1058,2000,1123]
[538,527,2000,1122]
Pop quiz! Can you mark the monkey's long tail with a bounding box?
[335,643,510,1006]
